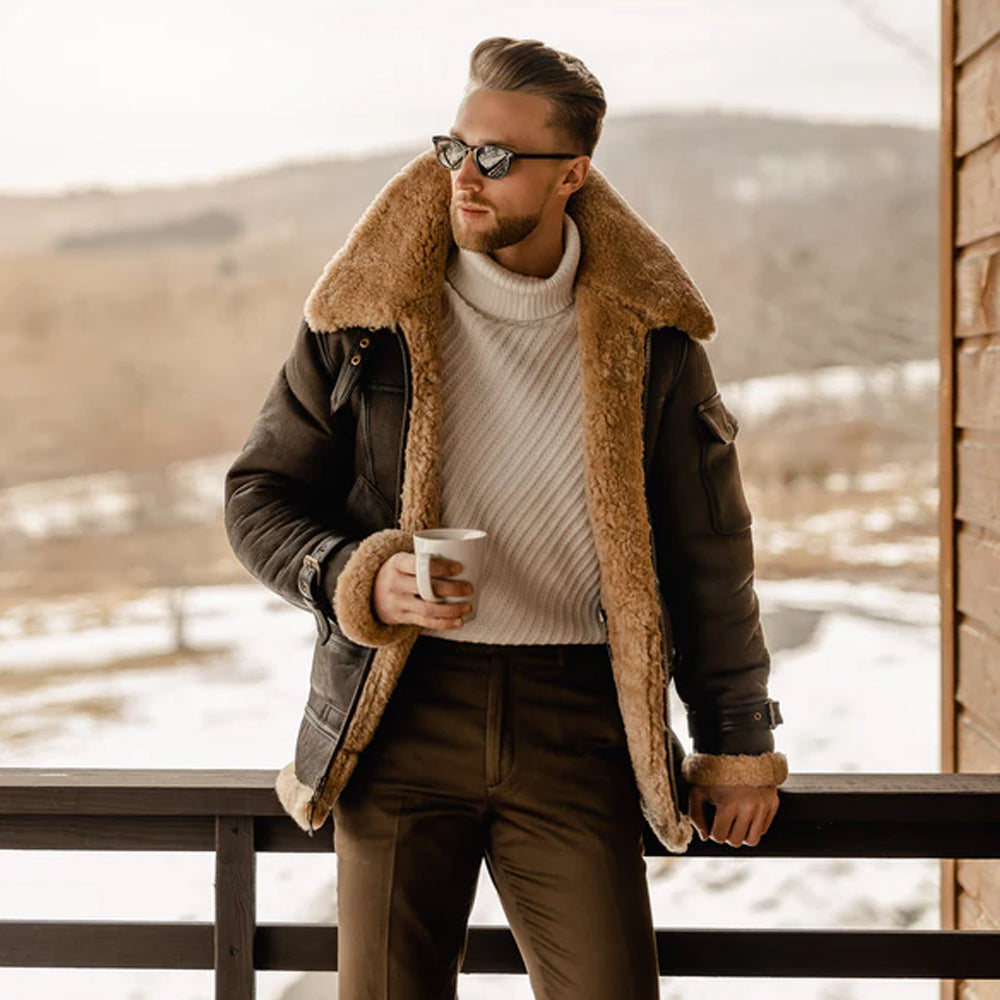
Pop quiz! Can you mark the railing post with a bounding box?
[215,815,255,999]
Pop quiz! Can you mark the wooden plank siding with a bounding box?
[958,983,1000,1000]
[956,711,1000,771]
[955,235,1000,338]
[956,437,1000,532]
[956,134,1000,246]
[956,528,1000,634]
[944,3,1000,999]
[955,622,1000,729]
[955,0,1000,67]
[954,31,1000,155]
[958,860,1000,928]
[955,345,1000,429]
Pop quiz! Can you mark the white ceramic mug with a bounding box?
[413,528,487,621]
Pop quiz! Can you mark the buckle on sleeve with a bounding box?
[297,537,340,606]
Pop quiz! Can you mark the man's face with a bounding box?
[446,88,584,254]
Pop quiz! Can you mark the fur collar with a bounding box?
[304,148,716,341]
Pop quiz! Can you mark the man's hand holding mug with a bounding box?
[372,528,486,630]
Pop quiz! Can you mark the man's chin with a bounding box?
[451,224,493,253]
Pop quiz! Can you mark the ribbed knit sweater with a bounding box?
[423,213,606,645]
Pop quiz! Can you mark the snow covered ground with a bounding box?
[721,359,938,427]
[0,573,941,999]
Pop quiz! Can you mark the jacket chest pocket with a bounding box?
[695,393,753,534]
[327,331,404,523]
[359,383,405,516]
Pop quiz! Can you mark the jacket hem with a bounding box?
[275,761,326,833]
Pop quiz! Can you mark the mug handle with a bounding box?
[415,550,442,603]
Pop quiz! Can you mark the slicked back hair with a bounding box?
[466,37,607,158]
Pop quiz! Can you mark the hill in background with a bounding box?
[0,108,937,486]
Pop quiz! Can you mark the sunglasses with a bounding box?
[431,134,579,180]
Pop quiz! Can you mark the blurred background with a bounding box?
[0,2,944,998]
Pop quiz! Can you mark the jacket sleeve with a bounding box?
[650,333,788,788]
[223,317,416,648]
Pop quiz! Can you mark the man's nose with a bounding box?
[454,151,483,191]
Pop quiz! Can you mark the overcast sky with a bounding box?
[0,0,939,194]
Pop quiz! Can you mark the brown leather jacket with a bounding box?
[224,150,787,854]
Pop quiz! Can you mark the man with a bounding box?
[225,36,787,999]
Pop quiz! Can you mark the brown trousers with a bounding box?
[331,633,661,1000]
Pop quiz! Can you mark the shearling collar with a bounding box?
[304,148,716,342]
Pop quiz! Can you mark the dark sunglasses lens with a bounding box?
[476,145,510,179]
[435,138,467,169]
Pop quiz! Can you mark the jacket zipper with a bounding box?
[306,325,413,835]
[599,330,682,824]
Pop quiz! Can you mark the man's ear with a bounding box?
[561,156,590,196]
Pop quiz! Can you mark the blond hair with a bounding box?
[467,37,606,158]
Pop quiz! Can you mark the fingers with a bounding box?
[375,553,474,628]
[400,553,463,581]
[731,808,756,847]
[710,802,737,846]
[744,802,770,847]
[740,791,780,847]
[400,595,471,630]
[377,553,474,628]
[763,790,780,836]
[694,788,780,848]
[397,554,473,600]
[749,788,780,842]
[689,791,730,844]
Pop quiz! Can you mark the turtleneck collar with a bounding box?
[445,213,580,322]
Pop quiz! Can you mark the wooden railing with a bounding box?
[1,769,999,997]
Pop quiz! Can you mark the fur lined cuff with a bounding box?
[682,751,788,787]
[332,528,419,647]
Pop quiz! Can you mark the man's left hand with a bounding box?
[688,784,779,847]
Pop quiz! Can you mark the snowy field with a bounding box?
[0,572,942,999]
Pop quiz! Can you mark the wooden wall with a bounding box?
[941,1,1000,999]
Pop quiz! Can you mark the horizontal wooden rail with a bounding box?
[1,922,999,979]
[1,769,999,994]
[2,770,999,856]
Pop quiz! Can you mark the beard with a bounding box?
[450,202,543,253]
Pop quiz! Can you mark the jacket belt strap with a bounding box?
[298,535,345,643]
[686,697,783,738]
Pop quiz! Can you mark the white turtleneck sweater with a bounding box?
[423,213,606,645]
